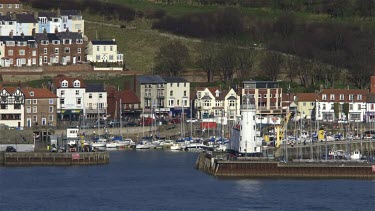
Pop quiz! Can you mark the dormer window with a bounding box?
[52,40,60,45]
[30,91,34,96]
[215,90,220,97]
[76,39,83,44]
[357,94,362,100]
[73,80,80,87]
[322,94,327,100]
[61,80,68,87]
[63,39,71,45]
[41,40,49,45]
[330,94,335,100]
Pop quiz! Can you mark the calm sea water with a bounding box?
[0,150,374,211]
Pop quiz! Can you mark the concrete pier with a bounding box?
[196,153,375,179]
[0,152,109,166]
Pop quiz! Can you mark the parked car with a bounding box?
[186,118,198,123]
[170,118,181,124]
[124,122,137,127]
[5,146,17,152]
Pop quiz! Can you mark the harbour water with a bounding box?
[0,150,374,211]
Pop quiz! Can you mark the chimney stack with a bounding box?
[9,30,13,38]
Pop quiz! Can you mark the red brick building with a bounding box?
[0,33,38,67]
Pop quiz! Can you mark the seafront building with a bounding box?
[0,86,24,127]
[86,40,123,64]
[83,83,107,120]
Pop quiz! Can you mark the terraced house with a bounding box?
[23,88,58,127]
[86,40,123,65]
[0,33,37,67]
[34,31,84,66]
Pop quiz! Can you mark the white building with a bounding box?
[53,76,85,121]
[316,89,368,122]
[15,14,38,36]
[86,40,123,64]
[83,83,107,120]
[0,86,24,127]
[194,87,240,122]
[163,76,190,118]
[60,10,84,34]
[230,95,261,154]
[0,15,17,36]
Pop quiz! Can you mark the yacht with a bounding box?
[116,138,134,147]
[350,149,363,160]
[106,141,117,148]
[136,141,154,149]
[92,138,107,147]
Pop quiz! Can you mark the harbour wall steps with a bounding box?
[196,153,375,179]
[0,152,109,166]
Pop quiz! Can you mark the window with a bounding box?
[104,46,106,51]
[322,94,327,100]
[109,55,113,61]
[73,81,80,87]
[60,98,65,105]
[349,95,353,100]
[170,91,173,96]
[32,99,37,104]
[62,81,68,87]
[41,40,49,45]
[264,94,267,98]
[33,115,37,123]
[76,90,79,95]
[19,50,25,55]
[357,95,362,100]
[64,47,70,53]
[32,106,37,113]
[339,94,344,100]
[8,4,11,8]
[63,39,70,44]
[78,48,81,54]
[26,99,31,104]
[49,99,53,104]
[32,50,36,56]
[0,4,2,8]
[96,55,100,60]
[15,4,19,8]
[55,48,59,54]
[229,100,235,107]
[89,94,92,99]
[6,41,15,46]
[357,104,361,110]
[52,40,60,45]
[303,102,306,106]
[110,46,113,51]
[49,115,53,121]
[76,39,83,44]
[215,100,220,107]
[43,56,47,63]
[168,99,174,107]
[49,106,53,113]
[8,50,13,56]
[330,94,335,100]
[26,106,31,113]
[184,91,187,97]
[96,46,99,51]
[349,104,353,110]
[258,94,261,98]
[44,48,47,54]
[77,98,81,105]
[99,94,102,98]
[322,104,326,110]
[203,100,211,107]
[177,100,180,106]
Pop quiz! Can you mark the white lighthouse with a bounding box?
[230,94,261,154]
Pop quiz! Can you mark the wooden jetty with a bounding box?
[196,152,375,179]
[0,152,109,166]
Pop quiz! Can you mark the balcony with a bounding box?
[85,108,106,114]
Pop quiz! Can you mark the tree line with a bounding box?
[152,9,374,90]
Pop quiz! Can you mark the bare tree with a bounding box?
[195,42,217,82]
[259,52,283,81]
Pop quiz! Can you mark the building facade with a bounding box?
[53,76,85,121]
[23,88,58,127]
[86,40,123,64]
[0,0,22,16]
[0,34,37,67]
[83,83,107,120]
[163,77,190,118]
[15,13,38,36]
[295,93,317,120]
[0,86,24,127]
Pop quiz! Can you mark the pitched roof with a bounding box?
[320,89,368,102]
[22,88,57,99]
[162,76,188,83]
[320,89,368,95]
[2,86,17,94]
[34,33,60,42]
[137,75,165,84]
[91,40,116,45]
[86,83,105,92]
[53,76,85,88]
[38,11,57,18]
[60,10,80,16]
[118,90,140,104]
[16,14,37,23]
[0,15,13,21]
[0,35,35,42]
[57,32,82,40]
[296,93,317,102]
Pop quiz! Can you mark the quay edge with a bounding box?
[0,152,109,166]
[196,153,375,179]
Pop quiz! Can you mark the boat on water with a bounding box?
[136,141,154,149]
[116,138,134,147]
[350,149,363,160]
[92,138,107,147]
[106,141,117,148]
[170,143,183,150]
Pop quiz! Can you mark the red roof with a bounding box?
[3,87,17,94]
[53,76,85,88]
[118,90,140,104]
[296,93,318,102]
[22,88,58,99]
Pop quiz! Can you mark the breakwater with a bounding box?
[0,152,109,166]
[196,153,375,179]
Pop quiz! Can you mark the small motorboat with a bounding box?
[106,141,117,148]
[92,138,107,147]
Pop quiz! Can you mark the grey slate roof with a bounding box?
[0,35,35,42]
[86,84,105,92]
[16,14,37,23]
[57,32,82,40]
[137,75,165,84]
[91,40,116,45]
[34,33,60,42]
[38,11,57,19]
[0,15,13,21]
[162,76,188,83]
[60,10,80,17]
[201,95,212,100]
